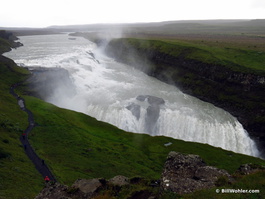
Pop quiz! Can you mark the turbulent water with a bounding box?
[4,34,260,157]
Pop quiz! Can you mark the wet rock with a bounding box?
[136,95,165,105]
[126,103,141,120]
[161,151,231,194]
[127,95,165,133]
[145,104,160,134]
[135,95,165,134]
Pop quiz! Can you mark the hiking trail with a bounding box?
[10,83,56,182]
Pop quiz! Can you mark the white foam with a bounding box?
[4,34,260,157]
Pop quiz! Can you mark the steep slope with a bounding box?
[0,31,43,198]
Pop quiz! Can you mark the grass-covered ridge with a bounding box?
[114,38,265,74]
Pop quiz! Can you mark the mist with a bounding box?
[4,33,260,157]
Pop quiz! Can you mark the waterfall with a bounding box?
[4,33,260,157]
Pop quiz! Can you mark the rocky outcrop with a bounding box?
[236,163,265,175]
[72,179,103,195]
[160,151,231,194]
[35,176,131,199]
[109,175,130,186]
[126,103,141,120]
[137,95,165,134]
[0,30,23,53]
[35,183,69,199]
[34,152,265,198]
[35,178,105,199]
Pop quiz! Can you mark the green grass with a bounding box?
[22,95,265,186]
[0,38,11,54]
[183,171,265,199]
[0,55,44,199]
[119,38,265,74]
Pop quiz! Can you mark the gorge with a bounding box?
[4,33,260,157]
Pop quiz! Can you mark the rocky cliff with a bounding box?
[0,30,23,53]
[26,67,76,101]
[105,38,265,156]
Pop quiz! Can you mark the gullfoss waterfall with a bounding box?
[4,34,259,157]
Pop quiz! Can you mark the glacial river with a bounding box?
[4,33,260,157]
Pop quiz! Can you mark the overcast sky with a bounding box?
[1,0,265,27]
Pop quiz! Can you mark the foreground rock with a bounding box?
[236,163,265,175]
[35,178,104,199]
[35,151,265,198]
[160,151,231,194]
[35,176,132,199]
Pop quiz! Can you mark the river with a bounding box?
[4,33,260,157]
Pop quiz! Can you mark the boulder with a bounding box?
[237,163,265,175]
[109,175,130,186]
[35,182,69,199]
[161,151,231,194]
[35,179,103,199]
[72,178,102,194]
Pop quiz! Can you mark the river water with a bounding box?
[4,33,260,157]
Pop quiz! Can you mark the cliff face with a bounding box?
[26,67,76,100]
[105,38,265,155]
[0,30,23,54]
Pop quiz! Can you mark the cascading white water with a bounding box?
[4,33,260,157]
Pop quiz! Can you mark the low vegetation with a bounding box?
[0,50,43,198]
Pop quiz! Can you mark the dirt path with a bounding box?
[10,83,56,182]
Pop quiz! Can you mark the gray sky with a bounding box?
[1,0,265,27]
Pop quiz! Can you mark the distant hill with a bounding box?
[2,19,265,36]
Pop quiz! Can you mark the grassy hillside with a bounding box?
[0,56,44,198]
[20,95,265,199]
[22,95,265,183]
[1,30,265,198]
